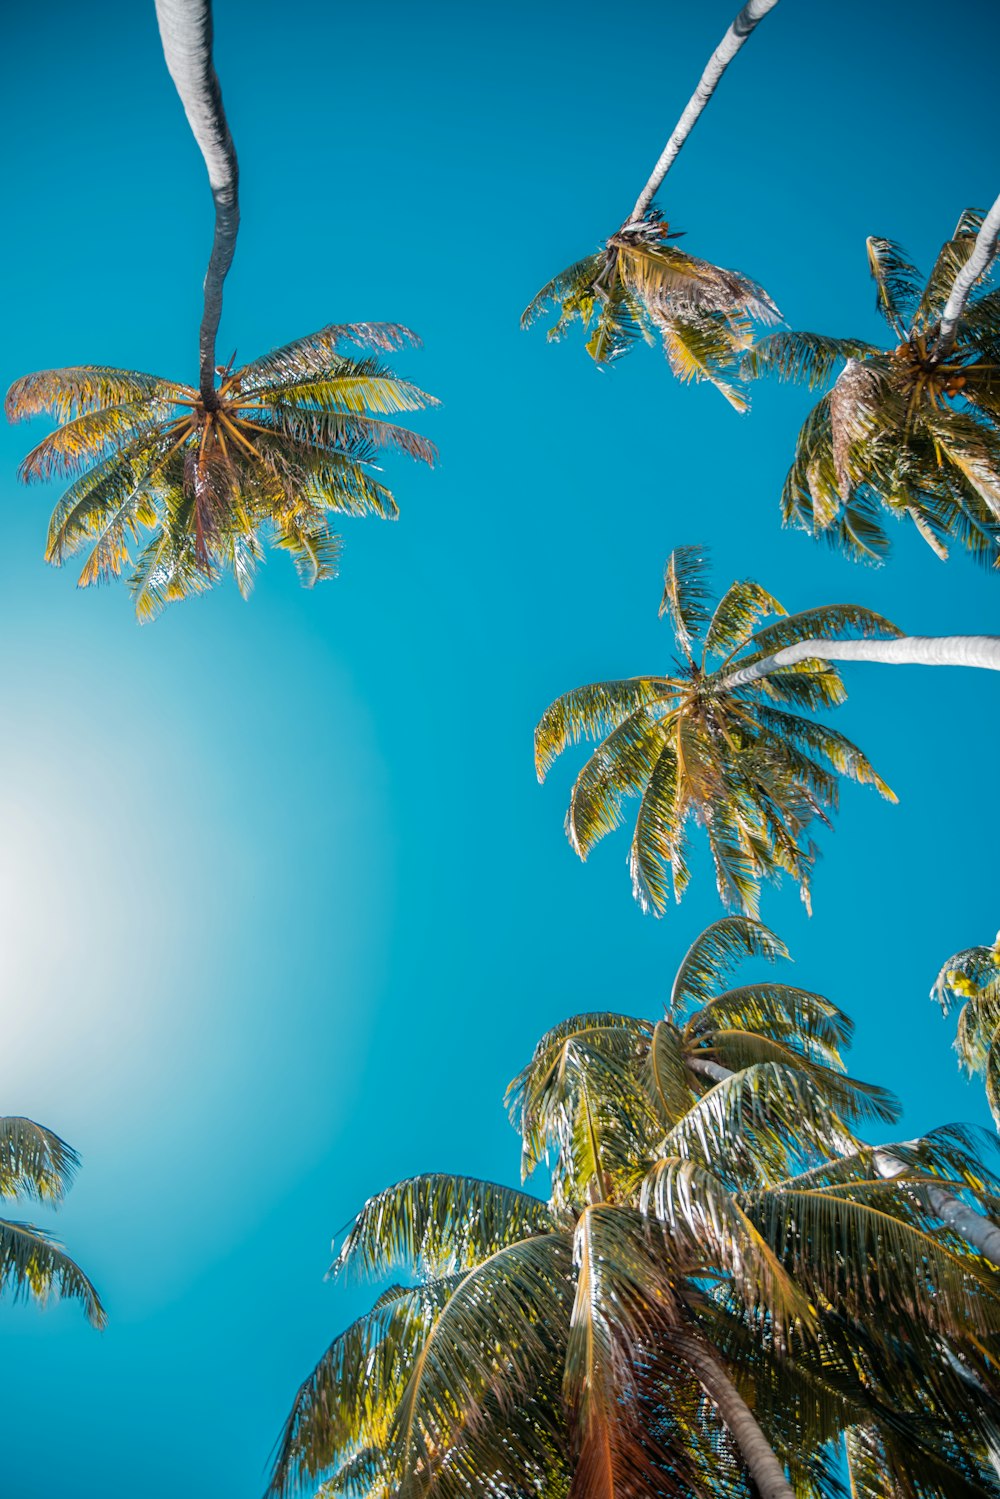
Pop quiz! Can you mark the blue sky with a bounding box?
[1,0,999,1493]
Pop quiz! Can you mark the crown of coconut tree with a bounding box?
[536,546,899,917]
[521,1,781,405]
[745,207,1000,566]
[4,1,437,620]
[1,1115,105,1327]
[266,969,1000,1499]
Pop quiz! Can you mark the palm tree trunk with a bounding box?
[721,633,1000,691]
[674,1330,795,1499]
[873,1148,1000,1268]
[154,0,239,406]
[627,0,781,226]
[686,1055,731,1083]
[935,189,1000,354]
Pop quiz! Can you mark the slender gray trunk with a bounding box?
[935,189,1000,354]
[873,1148,1000,1269]
[721,634,1000,691]
[154,0,240,405]
[686,1055,731,1083]
[675,1331,795,1499]
[627,0,781,225]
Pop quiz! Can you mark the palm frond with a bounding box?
[743,332,880,389]
[669,917,788,1013]
[0,1216,105,1327]
[0,1117,79,1202]
[866,237,924,334]
[534,680,674,781]
[5,367,189,423]
[659,545,712,657]
[333,1175,554,1282]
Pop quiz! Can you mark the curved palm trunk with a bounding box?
[686,1057,1000,1269]
[873,1148,1000,1268]
[721,634,1000,691]
[935,189,1000,354]
[154,0,239,405]
[627,0,781,226]
[674,1331,795,1499]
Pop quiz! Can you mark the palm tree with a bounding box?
[1,1115,105,1326]
[745,211,1000,566]
[5,1,437,619]
[538,546,1000,917]
[521,1,781,402]
[536,545,898,916]
[268,971,1000,1499]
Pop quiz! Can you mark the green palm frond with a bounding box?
[747,1175,1000,1337]
[388,1235,573,1499]
[334,1175,554,1282]
[686,982,851,1066]
[234,323,422,391]
[534,679,675,781]
[268,1284,448,1498]
[866,237,924,335]
[659,1063,867,1184]
[0,1117,79,1202]
[639,1157,813,1330]
[743,332,882,389]
[0,1216,105,1328]
[703,579,786,661]
[565,705,671,859]
[5,366,189,423]
[659,544,712,656]
[669,916,789,1012]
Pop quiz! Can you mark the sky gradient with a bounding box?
[2,1,1000,1493]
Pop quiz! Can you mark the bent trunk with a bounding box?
[628,0,781,225]
[721,634,1000,691]
[675,1330,795,1499]
[936,189,1000,354]
[873,1148,1000,1269]
[154,0,240,404]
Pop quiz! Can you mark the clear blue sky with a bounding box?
[1,0,999,1493]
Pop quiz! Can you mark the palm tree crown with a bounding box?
[522,212,779,406]
[1,1115,105,1327]
[269,926,1000,1499]
[5,324,437,620]
[521,1,781,400]
[536,546,896,916]
[746,210,1000,566]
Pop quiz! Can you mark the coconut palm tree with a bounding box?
[521,1,781,403]
[268,977,1000,1499]
[745,210,1000,566]
[538,546,1000,917]
[1,1115,105,1327]
[5,1,437,619]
